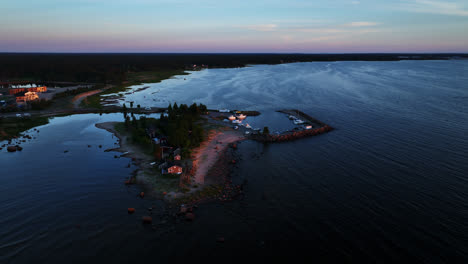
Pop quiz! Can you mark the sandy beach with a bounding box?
[190,129,244,185]
[95,122,154,170]
[95,121,245,202]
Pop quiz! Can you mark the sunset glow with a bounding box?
[2,0,468,53]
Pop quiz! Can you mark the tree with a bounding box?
[130,101,134,108]
[153,144,162,160]
[167,103,172,114]
[263,126,270,135]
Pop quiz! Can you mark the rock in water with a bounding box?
[142,216,152,224]
[185,213,195,221]
[7,146,17,152]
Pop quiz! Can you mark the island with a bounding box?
[94,102,333,206]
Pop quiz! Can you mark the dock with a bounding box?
[249,109,334,143]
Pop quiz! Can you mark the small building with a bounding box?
[15,91,39,104]
[168,165,183,174]
[9,86,47,95]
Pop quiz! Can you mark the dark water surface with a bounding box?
[1,61,468,262]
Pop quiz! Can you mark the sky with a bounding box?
[1,0,468,53]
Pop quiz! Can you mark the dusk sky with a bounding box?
[2,0,468,53]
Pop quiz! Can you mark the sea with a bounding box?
[1,60,468,262]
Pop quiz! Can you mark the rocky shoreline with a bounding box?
[95,121,245,206]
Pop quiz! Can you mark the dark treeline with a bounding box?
[123,102,207,159]
[161,102,206,157]
[1,53,466,84]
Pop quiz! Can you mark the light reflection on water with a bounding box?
[1,60,468,261]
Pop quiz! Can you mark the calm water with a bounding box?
[1,60,468,262]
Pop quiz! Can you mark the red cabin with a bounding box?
[168,165,183,174]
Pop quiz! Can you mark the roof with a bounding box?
[173,148,181,155]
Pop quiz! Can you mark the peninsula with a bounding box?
[94,103,333,205]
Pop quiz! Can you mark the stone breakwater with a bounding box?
[250,109,334,143]
[250,125,334,143]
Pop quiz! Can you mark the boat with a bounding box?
[232,119,242,124]
[228,115,236,121]
[294,119,305,125]
[305,125,313,130]
[245,123,252,129]
[289,115,297,120]
[219,109,230,113]
[237,114,247,120]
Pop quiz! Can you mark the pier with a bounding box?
[250,109,334,143]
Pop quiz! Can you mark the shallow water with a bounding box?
[1,60,468,262]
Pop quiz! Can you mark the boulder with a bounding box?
[7,146,17,152]
[128,208,135,214]
[142,216,152,224]
[16,146,23,151]
[185,212,195,221]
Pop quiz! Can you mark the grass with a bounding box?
[0,116,49,141]
[81,69,188,109]
[143,169,180,193]
[114,122,126,134]
[174,184,223,204]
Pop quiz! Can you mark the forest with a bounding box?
[122,102,207,160]
[1,53,465,85]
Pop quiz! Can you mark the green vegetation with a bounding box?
[82,69,187,108]
[162,102,207,157]
[0,116,49,141]
[118,115,159,156]
[143,169,180,193]
[30,99,53,110]
[1,53,460,86]
[81,92,103,109]
[119,102,207,159]
[174,184,223,204]
[126,70,189,84]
